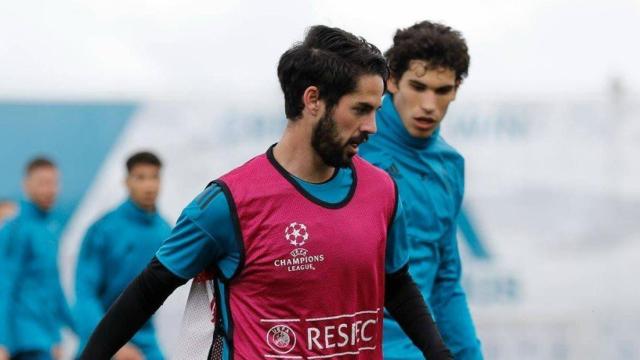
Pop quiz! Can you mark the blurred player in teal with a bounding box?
[360,21,483,359]
[0,157,73,360]
[73,152,171,360]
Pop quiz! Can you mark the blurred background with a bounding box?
[1,0,640,358]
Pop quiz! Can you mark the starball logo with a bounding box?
[273,222,325,272]
[285,222,309,247]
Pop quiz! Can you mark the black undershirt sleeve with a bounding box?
[79,257,187,360]
[385,265,453,360]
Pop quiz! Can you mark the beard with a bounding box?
[311,110,369,168]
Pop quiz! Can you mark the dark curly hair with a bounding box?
[126,151,162,173]
[278,25,389,120]
[385,21,469,83]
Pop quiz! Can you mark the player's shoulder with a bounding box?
[9,212,38,233]
[359,137,394,167]
[91,205,123,229]
[183,182,229,221]
[156,214,172,230]
[0,214,36,249]
[0,215,22,236]
[354,156,397,193]
[359,140,397,174]
[92,199,146,235]
[430,135,465,196]
[433,134,465,170]
[433,133,463,158]
[356,155,392,176]
[218,152,269,183]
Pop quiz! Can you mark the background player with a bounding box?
[0,157,74,360]
[74,151,171,360]
[360,20,483,359]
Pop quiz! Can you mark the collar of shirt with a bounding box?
[120,198,159,224]
[377,93,440,150]
[20,199,50,220]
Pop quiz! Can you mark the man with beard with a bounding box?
[79,25,452,360]
[0,157,74,360]
[360,21,483,359]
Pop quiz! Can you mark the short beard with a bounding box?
[311,111,352,168]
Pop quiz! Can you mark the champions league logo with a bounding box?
[290,248,308,257]
[285,222,309,247]
[274,222,325,272]
[266,325,296,354]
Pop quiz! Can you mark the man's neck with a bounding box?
[130,198,156,213]
[274,122,335,183]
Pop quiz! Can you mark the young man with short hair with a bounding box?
[360,21,483,359]
[79,25,452,360]
[74,151,171,360]
[0,157,74,360]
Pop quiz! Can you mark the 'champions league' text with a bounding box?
[273,253,325,272]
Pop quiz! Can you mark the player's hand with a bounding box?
[51,344,63,360]
[115,343,145,360]
[0,346,10,360]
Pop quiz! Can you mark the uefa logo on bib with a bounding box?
[266,324,296,354]
[285,222,309,247]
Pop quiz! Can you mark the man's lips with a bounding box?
[413,116,437,130]
[347,134,369,148]
[346,136,367,154]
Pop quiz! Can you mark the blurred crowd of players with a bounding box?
[0,153,170,360]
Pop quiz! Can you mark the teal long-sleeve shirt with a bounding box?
[360,94,483,360]
[74,199,171,360]
[0,200,73,355]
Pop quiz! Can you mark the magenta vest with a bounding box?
[216,150,397,359]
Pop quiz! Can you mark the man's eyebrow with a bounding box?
[409,79,427,87]
[354,102,375,109]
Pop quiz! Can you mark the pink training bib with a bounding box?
[217,150,397,359]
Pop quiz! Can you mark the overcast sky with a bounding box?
[1,0,639,101]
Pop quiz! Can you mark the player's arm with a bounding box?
[430,163,483,359]
[73,224,109,344]
[384,197,453,360]
[385,266,452,360]
[0,224,15,357]
[430,221,482,359]
[0,222,26,354]
[79,256,185,359]
[52,281,74,352]
[79,184,235,359]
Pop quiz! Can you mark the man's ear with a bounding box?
[124,174,133,192]
[387,76,399,95]
[452,80,461,101]
[303,86,321,116]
